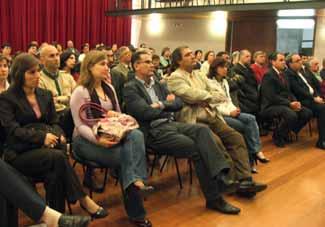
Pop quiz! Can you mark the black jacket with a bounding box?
[232,63,259,114]
[0,87,63,157]
[110,69,125,109]
[285,67,318,107]
[123,78,183,141]
[260,67,296,112]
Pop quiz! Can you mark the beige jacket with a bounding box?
[167,68,224,124]
[207,78,237,116]
[39,70,76,111]
[111,63,129,81]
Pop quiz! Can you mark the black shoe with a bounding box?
[206,197,241,214]
[217,173,239,194]
[80,204,108,219]
[83,173,104,193]
[58,214,90,227]
[130,218,152,227]
[272,136,285,148]
[272,131,286,147]
[237,180,267,194]
[316,141,325,150]
[236,191,257,198]
[255,154,270,164]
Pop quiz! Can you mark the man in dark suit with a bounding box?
[104,47,125,109]
[232,50,259,115]
[124,51,267,214]
[285,53,325,149]
[260,52,313,147]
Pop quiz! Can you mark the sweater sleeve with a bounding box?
[70,86,97,143]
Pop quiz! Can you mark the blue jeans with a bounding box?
[224,113,261,163]
[73,129,148,219]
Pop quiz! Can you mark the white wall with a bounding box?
[314,9,325,63]
[131,14,227,55]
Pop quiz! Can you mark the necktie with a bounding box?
[278,72,286,85]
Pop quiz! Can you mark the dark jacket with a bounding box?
[110,69,125,109]
[285,67,318,107]
[232,63,259,114]
[304,68,321,96]
[260,67,296,112]
[0,87,63,159]
[123,78,183,141]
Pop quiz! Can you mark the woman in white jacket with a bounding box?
[207,57,269,173]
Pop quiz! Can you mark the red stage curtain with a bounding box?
[0,0,131,52]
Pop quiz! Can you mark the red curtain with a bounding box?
[0,0,131,52]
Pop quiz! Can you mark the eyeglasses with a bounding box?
[107,54,114,57]
[137,60,153,65]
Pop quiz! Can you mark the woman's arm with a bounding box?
[70,87,98,143]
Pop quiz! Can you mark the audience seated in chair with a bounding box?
[206,57,269,173]
[260,52,313,147]
[167,46,267,198]
[285,53,325,150]
[124,50,245,215]
[200,50,215,77]
[250,51,268,85]
[308,58,325,98]
[232,50,260,115]
[0,53,107,218]
[111,46,132,83]
[0,55,10,94]
[70,50,152,227]
[39,45,76,138]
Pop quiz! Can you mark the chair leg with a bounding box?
[188,159,193,185]
[174,158,183,189]
[101,168,108,191]
[150,154,158,176]
[160,155,169,173]
[67,201,73,214]
[308,120,313,137]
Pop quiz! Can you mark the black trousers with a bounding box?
[147,122,230,202]
[0,159,45,227]
[304,102,325,143]
[261,105,313,137]
[9,148,86,212]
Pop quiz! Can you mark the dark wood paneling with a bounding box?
[227,11,277,54]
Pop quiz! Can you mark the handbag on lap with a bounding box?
[79,102,139,142]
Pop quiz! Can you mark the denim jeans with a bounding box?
[73,129,148,219]
[224,113,261,163]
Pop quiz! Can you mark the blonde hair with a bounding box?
[79,50,107,92]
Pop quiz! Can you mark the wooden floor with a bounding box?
[20,125,325,227]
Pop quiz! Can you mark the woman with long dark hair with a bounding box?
[0,53,107,218]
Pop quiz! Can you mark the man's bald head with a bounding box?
[40,45,60,73]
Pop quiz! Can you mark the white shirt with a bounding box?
[297,71,314,95]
